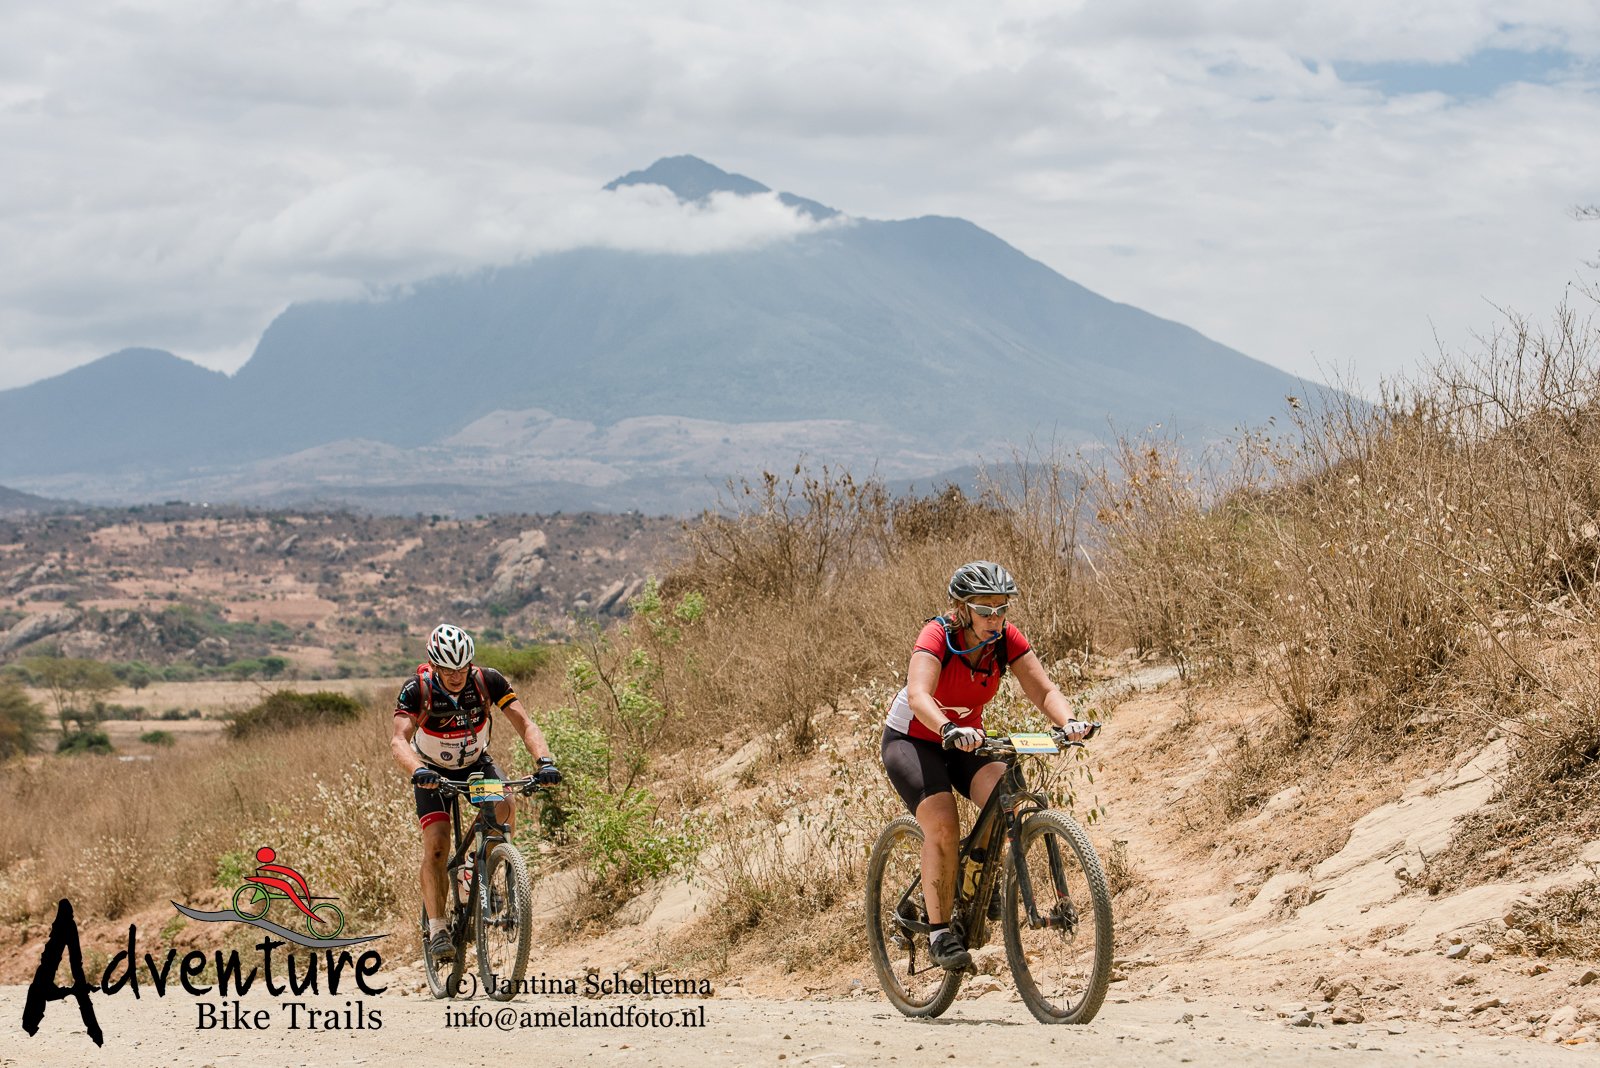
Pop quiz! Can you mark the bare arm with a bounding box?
[1010,649,1075,729]
[391,712,425,776]
[498,699,552,763]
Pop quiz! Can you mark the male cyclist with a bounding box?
[391,623,561,962]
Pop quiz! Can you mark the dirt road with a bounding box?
[2,986,1561,1067]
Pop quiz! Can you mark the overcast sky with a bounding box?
[3,1,1599,394]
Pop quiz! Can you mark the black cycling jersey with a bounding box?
[395,665,517,770]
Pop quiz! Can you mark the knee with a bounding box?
[915,803,960,847]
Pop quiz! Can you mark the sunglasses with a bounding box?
[967,601,1010,618]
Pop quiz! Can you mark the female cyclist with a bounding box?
[880,560,1094,969]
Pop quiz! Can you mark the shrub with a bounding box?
[225,690,362,740]
[245,764,415,929]
[0,685,45,760]
[117,661,158,692]
[56,728,114,755]
[1496,879,1600,959]
[215,849,251,890]
[538,601,707,900]
[572,786,702,888]
[475,643,555,682]
[140,729,176,747]
[1084,434,1270,672]
[677,466,892,601]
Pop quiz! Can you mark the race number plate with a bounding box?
[469,778,505,804]
[1009,732,1059,754]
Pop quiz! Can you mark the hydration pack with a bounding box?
[928,616,1009,680]
[414,662,490,713]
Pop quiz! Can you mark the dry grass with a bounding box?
[10,296,1600,977]
[1493,876,1600,959]
[662,467,1096,756]
[0,708,403,929]
[1408,650,1600,894]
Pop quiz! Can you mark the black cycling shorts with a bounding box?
[881,727,1004,812]
[415,754,506,830]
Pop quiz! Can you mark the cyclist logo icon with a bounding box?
[230,846,345,939]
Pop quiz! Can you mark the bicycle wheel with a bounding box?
[421,906,466,1000]
[477,841,533,1001]
[232,884,270,920]
[1002,809,1113,1024]
[864,815,963,1018]
[306,902,345,940]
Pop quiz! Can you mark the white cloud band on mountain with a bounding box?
[229,178,841,278]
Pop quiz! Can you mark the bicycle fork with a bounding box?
[1006,811,1078,933]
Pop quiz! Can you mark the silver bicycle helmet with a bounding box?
[426,623,475,669]
[947,560,1018,601]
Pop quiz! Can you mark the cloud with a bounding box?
[1,0,1598,392]
[233,179,840,271]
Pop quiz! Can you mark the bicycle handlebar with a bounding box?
[430,775,548,801]
[942,721,1105,754]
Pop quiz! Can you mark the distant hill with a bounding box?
[0,157,1315,512]
[1,347,231,476]
[0,483,61,515]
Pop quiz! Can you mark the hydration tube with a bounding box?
[944,623,999,658]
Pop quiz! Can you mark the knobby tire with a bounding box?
[865,815,964,1018]
[1002,809,1113,1024]
[477,841,533,1001]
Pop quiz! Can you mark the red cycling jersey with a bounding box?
[884,619,1032,742]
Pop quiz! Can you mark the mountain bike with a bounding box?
[865,728,1113,1023]
[421,772,543,1001]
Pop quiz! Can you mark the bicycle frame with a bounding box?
[891,743,1067,952]
[443,786,514,925]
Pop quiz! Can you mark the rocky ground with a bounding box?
[0,504,681,672]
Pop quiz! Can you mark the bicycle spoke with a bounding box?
[477,842,533,1001]
[865,816,962,1017]
[1003,810,1113,1024]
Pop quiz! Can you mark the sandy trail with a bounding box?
[0,987,1558,1068]
[7,664,1591,1064]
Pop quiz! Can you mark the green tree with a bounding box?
[21,656,120,732]
[0,685,46,760]
[56,728,113,756]
[120,661,157,693]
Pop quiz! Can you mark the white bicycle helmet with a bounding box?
[426,623,475,669]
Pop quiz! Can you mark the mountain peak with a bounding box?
[603,156,770,201]
[604,156,840,221]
